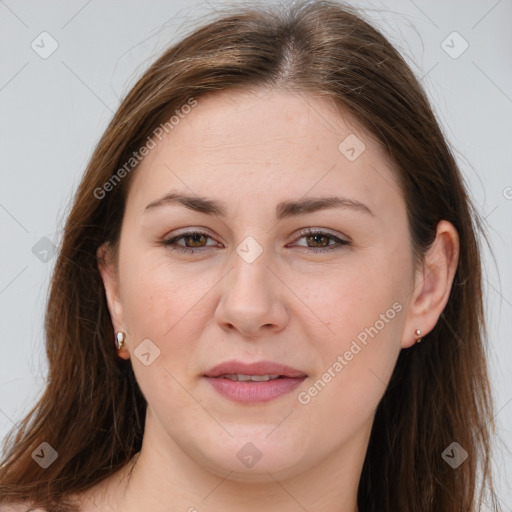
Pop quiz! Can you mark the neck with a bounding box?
[81,409,370,512]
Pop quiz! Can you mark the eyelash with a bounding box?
[162,229,350,254]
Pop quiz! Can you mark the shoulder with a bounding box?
[0,503,46,512]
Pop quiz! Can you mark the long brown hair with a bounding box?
[0,1,501,510]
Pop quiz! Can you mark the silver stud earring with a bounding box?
[415,328,422,343]
[115,331,126,350]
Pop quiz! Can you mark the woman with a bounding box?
[0,1,501,511]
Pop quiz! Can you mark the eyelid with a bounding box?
[289,228,350,253]
[162,227,350,254]
[163,229,219,250]
[294,227,350,243]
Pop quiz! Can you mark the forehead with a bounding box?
[127,88,404,218]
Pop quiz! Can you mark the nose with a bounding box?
[214,247,289,337]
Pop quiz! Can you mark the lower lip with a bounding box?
[204,376,306,403]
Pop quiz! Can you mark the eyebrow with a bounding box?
[144,192,374,219]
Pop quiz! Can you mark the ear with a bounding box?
[97,243,130,359]
[401,220,460,348]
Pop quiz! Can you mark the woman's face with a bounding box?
[103,88,418,481]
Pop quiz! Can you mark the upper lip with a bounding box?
[204,360,307,378]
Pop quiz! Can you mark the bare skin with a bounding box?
[71,88,458,511]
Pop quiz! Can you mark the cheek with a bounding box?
[302,250,408,414]
[307,248,407,344]
[119,246,207,335]
[117,250,214,414]
[118,247,227,390]
[119,229,409,392]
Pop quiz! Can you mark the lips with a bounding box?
[203,360,307,403]
[204,360,307,379]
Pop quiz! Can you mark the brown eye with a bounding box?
[305,233,331,248]
[292,229,350,253]
[183,233,208,247]
[163,231,218,254]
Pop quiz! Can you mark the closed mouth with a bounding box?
[204,360,307,380]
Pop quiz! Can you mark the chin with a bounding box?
[194,436,309,482]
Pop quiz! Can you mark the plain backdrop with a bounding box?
[1,0,511,507]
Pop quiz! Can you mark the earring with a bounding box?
[115,331,126,350]
[415,328,422,343]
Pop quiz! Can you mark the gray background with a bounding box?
[1,0,511,507]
